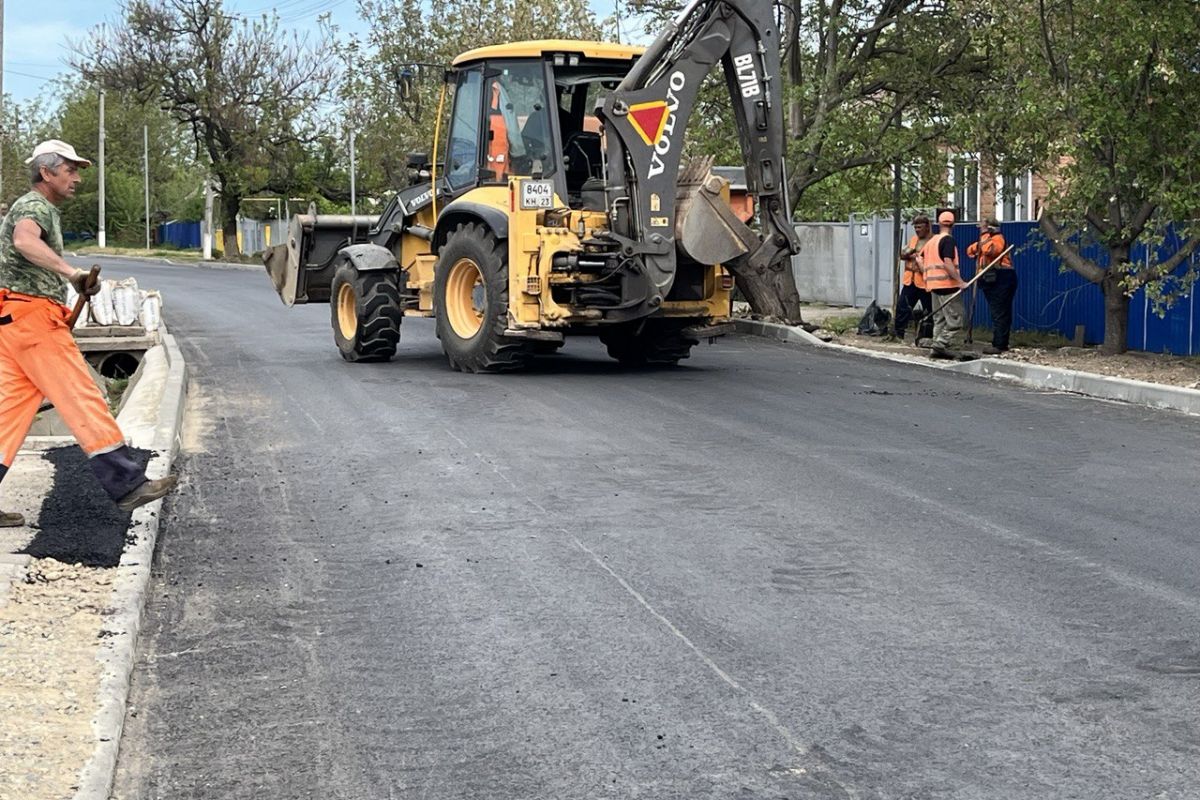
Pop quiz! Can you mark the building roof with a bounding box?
[452,40,645,66]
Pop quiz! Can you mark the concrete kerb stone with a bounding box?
[72,324,188,800]
[68,251,260,272]
[734,318,1200,416]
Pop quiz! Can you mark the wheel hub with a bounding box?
[446,257,486,339]
[337,283,358,340]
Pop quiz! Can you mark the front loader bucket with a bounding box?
[674,156,758,267]
[262,213,378,306]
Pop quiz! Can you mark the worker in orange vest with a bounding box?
[967,217,1016,354]
[894,214,934,344]
[921,210,967,359]
[486,82,510,181]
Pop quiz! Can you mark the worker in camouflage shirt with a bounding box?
[0,185,73,303]
[0,140,177,526]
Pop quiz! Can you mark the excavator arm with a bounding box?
[598,0,801,319]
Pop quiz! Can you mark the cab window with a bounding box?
[481,61,555,183]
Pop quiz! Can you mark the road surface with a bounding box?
[93,258,1200,799]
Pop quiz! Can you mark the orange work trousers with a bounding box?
[0,291,126,469]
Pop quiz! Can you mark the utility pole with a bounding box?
[1,0,6,205]
[349,129,357,217]
[202,179,213,260]
[98,89,106,248]
[143,125,150,249]
[890,158,902,333]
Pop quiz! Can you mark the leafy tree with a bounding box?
[72,0,339,256]
[49,83,204,242]
[971,0,1200,354]
[627,0,987,322]
[1,95,54,208]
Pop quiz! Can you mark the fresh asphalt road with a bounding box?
[89,257,1200,800]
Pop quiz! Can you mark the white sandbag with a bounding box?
[112,277,141,326]
[140,290,162,333]
[64,284,87,327]
[90,280,117,326]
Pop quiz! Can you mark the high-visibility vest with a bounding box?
[487,83,509,180]
[921,233,961,291]
[966,232,1012,269]
[901,233,929,289]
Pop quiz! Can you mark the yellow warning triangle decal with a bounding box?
[628,101,670,147]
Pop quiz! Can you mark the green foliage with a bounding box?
[627,0,987,220]
[73,0,340,255]
[968,0,1200,351]
[341,0,604,198]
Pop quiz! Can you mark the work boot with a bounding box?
[116,475,179,513]
[929,344,956,360]
[0,511,25,527]
[983,345,1007,355]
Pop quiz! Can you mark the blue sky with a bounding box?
[3,0,371,103]
[4,0,628,104]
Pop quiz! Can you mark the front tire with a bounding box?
[434,222,532,373]
[330,263,403,362]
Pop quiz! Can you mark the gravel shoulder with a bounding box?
[0,563,112,800]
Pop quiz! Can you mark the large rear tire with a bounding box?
[434,222,533,373]
[600,321,699,366]
[330,263,403,362]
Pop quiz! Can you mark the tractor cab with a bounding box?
[445,41,643,210]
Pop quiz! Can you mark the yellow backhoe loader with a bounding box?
[264,0,800,372]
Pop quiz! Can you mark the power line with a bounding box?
[3,68,60,81]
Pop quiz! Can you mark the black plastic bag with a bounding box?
[856,301,892,336]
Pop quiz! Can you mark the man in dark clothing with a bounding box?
[894,215,934,343]
[967,217,1017,354]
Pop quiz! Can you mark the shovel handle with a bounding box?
[67,266,100,329]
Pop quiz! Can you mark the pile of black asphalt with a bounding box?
[21,445,152,568]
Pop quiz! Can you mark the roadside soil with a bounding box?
[783,306,1200,390]
[827,331,1200,390]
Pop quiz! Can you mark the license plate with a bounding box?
[519,179,555,210]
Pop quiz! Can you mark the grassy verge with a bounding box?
[69,244,206,261]
[820,314,864,335]
[68,245,263,265]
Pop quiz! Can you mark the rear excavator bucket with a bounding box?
[262,212,377,306]
[674,156,758,267]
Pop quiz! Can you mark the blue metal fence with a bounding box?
[157,220,202,249]
[951,222,1200,355]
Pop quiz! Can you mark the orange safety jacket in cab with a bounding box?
[966,232,1012,269]
[921,233,961,291]
[486,83,509,181]
[901,233,928,289]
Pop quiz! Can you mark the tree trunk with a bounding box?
[736,268,805,325]
[1100,268,1129,355]
[221,194,242,259]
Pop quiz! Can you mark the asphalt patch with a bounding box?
[20,445,152,568]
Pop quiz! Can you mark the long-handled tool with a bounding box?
[67,265,101,328]
[931,244,1014,317]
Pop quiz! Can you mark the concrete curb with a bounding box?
[73,325,188,800]
[68,251,260,271]
[734,318,1200,416]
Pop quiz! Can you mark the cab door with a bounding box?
[444,66,485,192]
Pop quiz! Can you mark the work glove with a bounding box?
[69,268,101,297]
